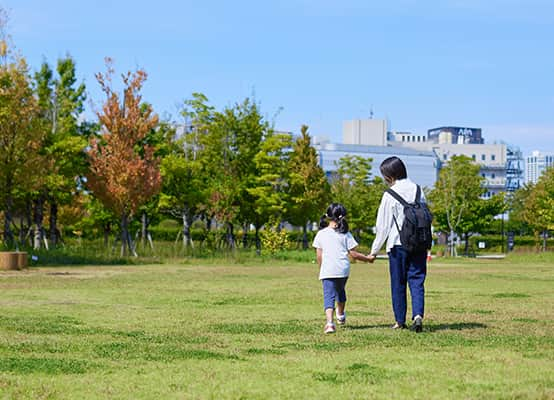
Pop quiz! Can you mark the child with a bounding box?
[312,203,373,334]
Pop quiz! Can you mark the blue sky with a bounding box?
[6,0,554,156]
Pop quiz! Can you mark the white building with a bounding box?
[314,142,438,189]
[343,119,388,147]
[388,131,510,197]
[526,151,554,184]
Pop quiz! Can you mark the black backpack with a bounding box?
[386,185,433,254]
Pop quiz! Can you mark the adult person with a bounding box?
[368,156,428,333]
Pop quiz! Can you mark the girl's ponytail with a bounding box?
[337,216,349,234]
[319,214,329,230]
[321,203,349,234]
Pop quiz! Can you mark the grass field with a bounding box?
[0,255,553,399]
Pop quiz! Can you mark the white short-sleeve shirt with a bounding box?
[312,227,359,280]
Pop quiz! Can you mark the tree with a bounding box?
[287,125,330,249]
[0,35,43,247]
[509,183,537,236]
[459,194,506,255]
[199,97,267,249]
[248,129,292,251]
[86,60,161,256]
[32,56,87,249]
[330,155,384,240]
[47,56,87,245]
[428,155,484,256]
[511,167,554,251]
[158,94,213,248]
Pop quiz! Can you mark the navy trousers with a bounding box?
[388,245,427,324]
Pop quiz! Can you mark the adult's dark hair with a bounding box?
[319,203,349,234]
[380,156,407,181]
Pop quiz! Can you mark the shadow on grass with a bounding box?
[346,324,393,330]
[425,322,487,332]
[345,322,488,331]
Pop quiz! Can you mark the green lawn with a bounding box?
[1,256,553,399]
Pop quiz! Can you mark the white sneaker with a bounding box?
[324,322,336,334]
[336,311,346,325]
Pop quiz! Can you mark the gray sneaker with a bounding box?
[412,315,423,333]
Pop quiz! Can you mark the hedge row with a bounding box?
[467,234,554,249]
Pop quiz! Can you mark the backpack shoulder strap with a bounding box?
[415,185,421,203]
[386,188,408,206]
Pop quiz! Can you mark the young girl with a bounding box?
[312,203,373,333]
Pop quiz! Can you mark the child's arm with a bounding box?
[315,248,323,266]
[349,247,375,263]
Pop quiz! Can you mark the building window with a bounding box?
[444,154,448,160]
[417,136,421,142]
[423,137,426,142]
[472,154,476,160]
[481,154,486,161]
[482,173,486,178]
[492,173,495,179]
[491,154,496,161]
[402,136,405,142]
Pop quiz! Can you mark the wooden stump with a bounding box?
[0,252,21,270]
[17,252,28,269]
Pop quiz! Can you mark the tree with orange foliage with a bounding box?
[86,59,161,256]
[0,12,44,248]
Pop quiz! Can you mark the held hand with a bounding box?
[367,254,377,263]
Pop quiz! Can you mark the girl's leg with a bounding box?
[334,277,348,317]
[389,246,408,325]
[322,279,336,322]
[325,307,334,322]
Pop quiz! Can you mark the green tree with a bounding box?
[0,42,43,247]
[330,155,384,241]
[509,183,536,237]
[199,97,267,248]
[514,167,554,251]
[248,130,292,251]
[459,194,506,255]
[287,125,330,249]
[158,93,214,248]
[428,155,484,256]
[33,56,87,248]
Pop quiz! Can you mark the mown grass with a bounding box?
[0,255,553,399]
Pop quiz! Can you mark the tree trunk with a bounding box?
[25,199,32,247]
[226,222,235,249]
[141,212,147,249]
[3,194,14,247]
[103,222,111,248]
[255,225,261,255]
[49,201,58,247]
[120,213,129,257]
[33,197,45,250]
[450,229,455,257]
[302,223,308,250]
[243,223,249,249]
[182,208,193,248]
[543,230,547,252]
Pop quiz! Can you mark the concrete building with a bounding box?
[427,126,484,145]
[388,130,515,197]
[433,144,507,198]
[343,119,387,146]
[525,150,554,184]
[314,142,438,189]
